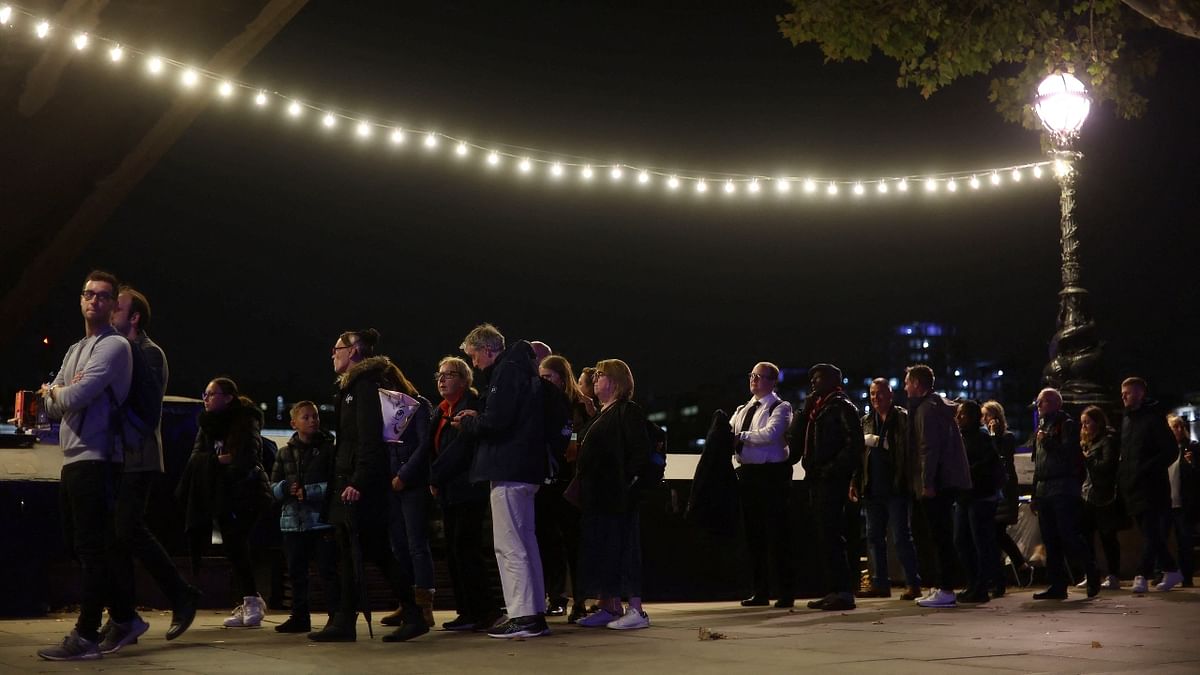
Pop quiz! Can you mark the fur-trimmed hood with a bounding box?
[338,355,401,391]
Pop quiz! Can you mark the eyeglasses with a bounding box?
[80,290,115,302]
[331,345,354,355]
[748,373,774,381]
[434,372,461,382]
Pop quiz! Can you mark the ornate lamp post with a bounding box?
[1035,72,1108,407]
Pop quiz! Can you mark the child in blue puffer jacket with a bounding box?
[270,401,339,633]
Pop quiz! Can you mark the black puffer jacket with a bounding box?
[792,390,863,484]
[1082,430,1120,507]
[1033,409,1083,500]
[463,341,546,485]
[325,356,406,527]
[1119,400,1176,516]
[176,398,270,532]
[993,431,1021,524]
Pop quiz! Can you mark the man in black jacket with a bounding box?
[1119,377,1183,592]
[1031,388,1098,600]
[797,363,864,612]
[455,324,549,639]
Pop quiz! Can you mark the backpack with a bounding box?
[99,334,154,460]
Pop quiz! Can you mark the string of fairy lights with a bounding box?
[2,4,1068,201]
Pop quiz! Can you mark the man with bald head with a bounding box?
[730,362,794,608]
[1031,388,1097,599]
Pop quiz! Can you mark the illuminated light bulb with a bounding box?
[1032,165,1044,179]
[147,57,164,75]
[581,165,593,180]
[610,166,623,180]
[947,179,958,192]
[637,170,650,184]
[667,176,680,190]
[391,129,406,144]
[424,133,438,148]
[73,33,88,50]
[1011,168,1021,182]
[826,182,838,196]
[748,179,760,193]
[804,179,817,193]
[969,175,981,189]
[218,81,234,97]
[322,113,336,128]
[877,182,888,194]
[35,21,49,39]
[518,158,532,173]
[551,162,564,177]
[357,122,372,138]
[181,69,199,88]
[287,100,302,117]
[925,178,938,192]
[1054,159,1069,176]
[109,45,124,62]
[724,180,735,194]
[696,180,707,193]
[990,171,1001,186]
[776,179,790,193]
[0,6,11,25]
[487,151,500,165]
[254,91,267,106]
[454,141,467,155]
[853,183,865,196]
[897,179,909,192]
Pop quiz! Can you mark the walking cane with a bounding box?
[345,501,374,639]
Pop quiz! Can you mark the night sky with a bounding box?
[10,1,1200,414]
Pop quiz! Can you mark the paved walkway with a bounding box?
[3,587,1198,673]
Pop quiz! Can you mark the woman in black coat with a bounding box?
[1080,406,1124,590]
[574,359,652,631]
[954,401,1002,603]
[982,401,1031,593]
[176,377,270,628]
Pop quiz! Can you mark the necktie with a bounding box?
[735,401,761,454]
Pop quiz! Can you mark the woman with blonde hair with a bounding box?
[574,359,652,630]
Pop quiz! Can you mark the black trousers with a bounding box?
[1081,503,1122,577]
[335,515,415,617]
[283,530,339,616]
[217,510,260,598]
[535,481,582,605]
[60,460,131,640]
[444,499,498,620]
[810,480,851,595]
[737,463,794,599]
[1037,494,1094,590]
[920,491,959,591]
[995,522,1026,570]
[112,471,189,606]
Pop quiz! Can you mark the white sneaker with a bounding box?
[1156,571,1184,592]
[916,589,957,608]
[914,588,939,604]
[1100,575,1120,590]
[224,596,265,628]
[1075,577,1089,589]
[576,608,619,628]
[606,608,650,630]
[1131,575,1148,593]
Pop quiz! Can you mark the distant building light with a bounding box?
[904,327,914,335]
[842,377,849,384]
[863,404,871,413]
[996,369,1004,377]
[962,379,969,387]
[954,369,961,377]
[922,340,930,349]
[647,411,668,422]
[888,378,899,389]
[680,405,699,417]
[860,391,868,399]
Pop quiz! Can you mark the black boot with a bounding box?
[381,606,429,643]
[166,585,201,641]
[275,615,311,633]
[308,612,357,642]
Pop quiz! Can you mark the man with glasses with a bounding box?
[730,362,795,608]
[37,271,135,661]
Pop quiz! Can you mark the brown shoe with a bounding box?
[899,587,922,601]
[414,588,436,628]
[379,604,405,627]
[855,586,891,599]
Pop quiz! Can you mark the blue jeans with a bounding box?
[389,487,434,588]
[864,495,920,591]
[954,497,1001,594]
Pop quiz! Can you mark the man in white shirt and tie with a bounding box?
[731,362,795,608]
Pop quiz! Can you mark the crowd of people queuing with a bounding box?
[31,270,1199,660]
